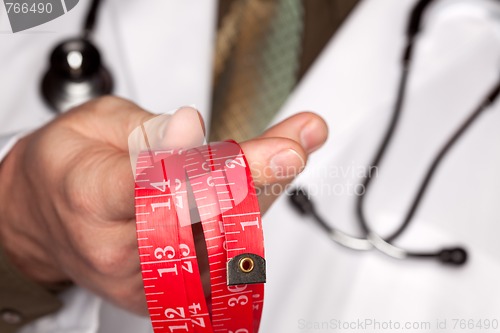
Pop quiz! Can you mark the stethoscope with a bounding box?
[290,0,500,266]
[41,0,111,112]
[40,0,498,265]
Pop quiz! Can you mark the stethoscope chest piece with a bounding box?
[41,38,113,112]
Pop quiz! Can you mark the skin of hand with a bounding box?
[0,96,328,315]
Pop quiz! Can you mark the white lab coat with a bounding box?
[1,1,500,332]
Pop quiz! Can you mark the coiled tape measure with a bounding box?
[134,140,266,333]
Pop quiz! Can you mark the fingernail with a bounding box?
[301,119,327,153]
[270,149,306,180]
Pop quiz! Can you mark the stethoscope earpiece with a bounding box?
[437,247,468,266]
[41,37,113,112]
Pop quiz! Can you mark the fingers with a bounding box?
[128,106,205,176]
[100,153,137,220]
[128,106,205,153]
[58,97,154,151]
[154,107,206,149]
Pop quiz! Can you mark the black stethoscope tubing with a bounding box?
[290,0,500,266]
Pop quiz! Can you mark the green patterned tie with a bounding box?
[210,0,304,142]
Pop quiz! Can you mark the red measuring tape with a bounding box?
[134,141,266,333]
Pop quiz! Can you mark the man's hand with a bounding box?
[0,96,328,315]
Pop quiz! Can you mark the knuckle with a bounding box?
[62,168,95,215]
[94,95,121,108]
[99,94,120,105]
[86,246,128,277]
[62,159,110,216]
[91,96,137,115]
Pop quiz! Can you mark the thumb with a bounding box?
[240,112,328,212]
